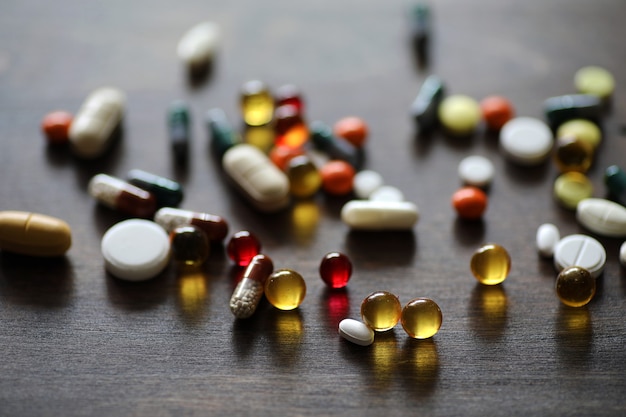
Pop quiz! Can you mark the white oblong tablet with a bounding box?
[369,185,404,202]
[353,170,384,199]
[536,223,560,258]
[341,200,419,230]
[553,234,606,278]
[499,117,554,165]
[177,21,220,67]
[620,241,626,267]
[576,198,626,237]
[338,319,374,346]
[458,155,495,187]
[101,219,171,281]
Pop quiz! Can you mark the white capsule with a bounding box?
[369,185,404,202]
[338,319,374,346]
[620,241,626,267]
[553,234,606,278]
[69,88,125,158]
[177,22,220,68]
[458,155,495,187]
[222,144,290,212]
[536,223,561,258]
[576,198,626,238]
[353,170,384,199]
[499,117,553,165]
[341,200,419,230]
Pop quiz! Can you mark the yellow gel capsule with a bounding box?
[264,268,307,310]
[470,243,511,285]
[438,95,481,136]
[361,291,402,331]
[553,172,593,210]
[401,298,443,339]
[240,80,274,126]
[553,137,594,174]
[556,119,602,150]
[0,211,72,256]
[555,266,596,307]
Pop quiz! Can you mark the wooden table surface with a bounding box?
[1,0,625,415]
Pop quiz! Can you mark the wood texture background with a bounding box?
[1,0,625,415]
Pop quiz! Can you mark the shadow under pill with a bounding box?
[503,159,550,186]
[319,287,350,332]
[185,58,215,90]
[105,268,171,311]
[453,217,486,247]
[264,308,304,370]
[468,283,508,342]
[554,305,593,369]
[344,230,416,267]
[399,338,439,399]
[175,270,210,326]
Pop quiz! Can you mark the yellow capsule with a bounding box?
[401,298,442,339]
[287,155,322,198]
[264,269,307,310]
[0,211,72,257]
[240,80,274,126]
[470,243,511,285]
[553,136,594,173]
[555,266,596,307]
[361,291,402,331]
[553,172,593,210]
[556,119,601,150]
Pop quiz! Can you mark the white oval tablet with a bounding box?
[499,117,554,165]
[341,200,419,230]
[369,185,404,202]
[576,198,626,237]
[101,219,171,281]
[338,319,374,346]
[458,155,495,187]
[353,170,384,199]
[536,223,561,258]
[620,241,626,267]
[553,234,606,278]
[177,21,220,67]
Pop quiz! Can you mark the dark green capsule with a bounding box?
[411,75,445,132]
[206,108,240,159]
[605,165,626,204]
[168,101,191,165]
[310,121,363,169]
[410,3,431,65]
[543,94,602,130]
[127,169,184,208]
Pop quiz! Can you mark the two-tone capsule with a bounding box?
[127,169,184,208]
[310,121,363,169]
[229,254,274,319]
[168,101,191,165]
[88,174,157,218]
[154,207,228,242]
[206,108,240,159]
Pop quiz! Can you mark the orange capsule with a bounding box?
[480,96,514,131]
[333,116,368,148]
[269,145,306,171]
[320,160,355,195]
[452,186,488,219]
[41,111,73,145]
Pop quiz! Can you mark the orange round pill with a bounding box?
[41,111,73,145]
[269,145,305,171]
[333,116,368,148]
[480,96,514,131]
[319,160,355,195]
[452,186,488,219]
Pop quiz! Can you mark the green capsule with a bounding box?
[410,75,445,132]
[543,94,602,130]
[168,101,190,165]
[127,169,184,208]
[605,165,626,204]
[309,121,363,169]
[206,108,240,159]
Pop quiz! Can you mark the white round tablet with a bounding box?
[536,223,561,258]
[338,318,374,346]
[101,219,171,281]
[353,170,384,199]
[553,234,606,278]
[620,241,626,267]
[369,185,404,202]
[499,117,554,165]
[458,155,495,187]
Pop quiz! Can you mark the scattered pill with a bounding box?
[88,174,157,218]
[620,241,626,267]
[319,252,352,289]
[361,291,402,332]
[169,225,209,267]
[41,111,73,145]
[227,230,261,267]
[310,121,362,169]
[470,243,511,285]
[458,155,495,187]
[341,200,419,230]
[168,101,190,165]
[243,124,275,152]
[369,185,404,202]
[222,144,290,212]
[401,298,442,339]
[0,211,71,257]
[274,104,308,149]
[240,80,274,127]
[269,145,305,171]
[154,207,228,242]
[604,165,626,204]
[543,94,602,129]
[127,169,184,208]
[101,219,171,281]
[230,254,274,319]
[553,137,594,173]
[480,95,515,131]
[410,75,445,131]
[353,170,384,199]
[438,95,481,136]
[177,21,220,69]
[69,87,125,158]
[319,160,355,196]
[574,66,615,98]
[275,84,304,113]
[576,198,626,238]
[553,234,606,278]
[409,3,431,66]
[207,108,240,159]
[452,186,488,220]
[555,266,596,307]
[536,223,561,258]
[287,155,322,198]
[499,117,554,165]
[338,318,374,346]
[334,116,368,148]
[265,268,307,310]
[556,119,602,150]
[553,172,593,210]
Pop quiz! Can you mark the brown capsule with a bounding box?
[229,254,274,319]
[0,211,72,256]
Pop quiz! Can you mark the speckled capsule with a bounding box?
[229,254,274,318]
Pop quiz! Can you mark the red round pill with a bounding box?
[333,116,368,148]
[319,252,352,289]
[480,96,514,131]
[452,186,488,219]
[319,160,355,195]
[269,145,305,171]
[227,230,262,267]
[41,111,73,145]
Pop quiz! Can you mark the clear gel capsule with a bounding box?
[240,80,274,127]
[154,207,228,242]
[127,169,184,208]
[88,173,157,218]
[229,254,274,319]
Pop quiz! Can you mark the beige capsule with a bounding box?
[0,211,71,256]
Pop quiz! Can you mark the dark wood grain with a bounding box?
[1,1,625,415]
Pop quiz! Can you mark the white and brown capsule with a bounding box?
[229,254,274,319]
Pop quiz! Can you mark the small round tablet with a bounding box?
[553,172,593,210]
[574,66,615,98]
[556,119,602,150]
[353,170,384,199]
[338,318,375,346]
[369,185,404,202]
[458,155,495,187]
[499,117,554,165]
[536,223,560,258]
[620,241,626,267]
[576,198,626,238]
[101,219,171,281]
[553,234,606,278]
[438,95,482,136]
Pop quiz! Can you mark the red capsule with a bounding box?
[319,252,352,289]
[227,230,262,267]
[88,174,157,218]
[275,84,304,114]
[274,104,308,149]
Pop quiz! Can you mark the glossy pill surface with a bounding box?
[452,186,488,219]
[500,117,553,165]
[41,111,73,145]
[230,254,274,319]
[576,198,626,237]
[88,174,157,218]
[177,21,220,68]
[127,169,184,208]
[553,137,594,173]
[480,95,514,131]
[169,225,209,267]
[319,252,352,289]
[287,155,322,198]
[0,211,71,257]
[458,155,495,188]
[411,75,445,131]
[319,160,355,196]
[556,119,602,150]
[69,87,125,158]
[333,117,368,148]
[553,234,606,278]
[604,165,626,200]
[620,241,626,267]
[310,121,362,169]
[274,104,308,149]
[361,291,402,332]
[338,319,374,346]
[543,94,602,129]
[438,95,481,136]
[536,223,561,258]
[275,84,304,113]
[154,207,228,242]
[401,298,443,339]
[470,243,511,285]
[556,266,596,307]
[553,172,593,210]
[574,66,615,98]
[227,230,261,267]
[341,200,419,230]
[264,269,307,310]
[240,80,274,127]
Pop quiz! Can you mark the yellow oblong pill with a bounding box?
[0,211,72,256]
